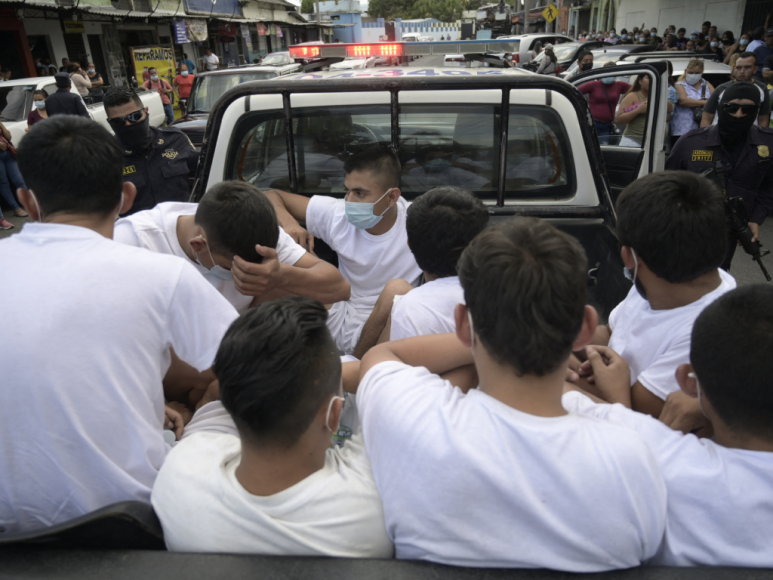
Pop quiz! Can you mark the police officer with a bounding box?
[665,82,773,269]
[103,86,198,216]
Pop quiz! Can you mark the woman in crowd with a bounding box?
[672,58,713,147]
[86,62,105,103]
[720,31,736,54]
[26,90,48,130]
[724,32,751,63]
[0,120,29,228]
[173,64,195,116]
[615,73,650,147]
[578,62,631,141]
[685,39,697,52]
[536,44,557,76]
[68,62,92,98]
[704,36,724,58]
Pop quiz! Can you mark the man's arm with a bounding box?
[631,381,665,417]
[75,96,90,119]
[163,348,218,407]
[231,246,350,304]
[358,333,474,389]
[263,189,315,250]
[352,279,414,360]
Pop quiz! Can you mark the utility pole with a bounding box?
[523,0,529,33]
[315,0,322,41]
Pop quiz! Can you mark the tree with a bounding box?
[409,0,466,22]
[300,0,315,13]
[367,0,413,19]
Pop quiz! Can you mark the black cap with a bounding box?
[54,72,71,87]
[766,28,773,36]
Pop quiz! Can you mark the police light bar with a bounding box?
[289,39,520,60]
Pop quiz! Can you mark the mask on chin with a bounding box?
[113,115,152,152]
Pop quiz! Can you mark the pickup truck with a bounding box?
[0,77,164,145]
[4,43,763,580]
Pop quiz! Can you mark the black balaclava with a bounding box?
[717,82,760,150]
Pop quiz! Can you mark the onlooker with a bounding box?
[684,39,696,52]
[26,89,49,129]
[67,62,92,97]
[86,62,105,103]
[672,58,713,146]
[59,57,70,72]
[0,115,238,532]
[152,297,393,557]
[565,284,773,567]
[536,44,557,76]
[578,62,631,140]
[39,72,89,119]
[531,41,543,61]
[576,171,735,418]
[720,30,736,54]
[670,28,687,50]
[753,28,773,80]
[703,52,770,127]
[747,26,765,52]
[0,120,28,228]
[701,21,711,37]
[704,36,724,58]
[34,58,46,77]
[182,52,196,74]
[616,73,651,147]
[355,218,667,571]
[142,67,174,126]
[42,58,57,75]
[202,48,220,71]
[173,64,194,115]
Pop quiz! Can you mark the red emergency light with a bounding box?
[289,46,321,58]
[346,43,403,57]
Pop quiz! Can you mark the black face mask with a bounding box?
[113,116,152,152]
[581,62,593,71]
[717,84,760,150]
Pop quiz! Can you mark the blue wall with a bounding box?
[330,12,362,43]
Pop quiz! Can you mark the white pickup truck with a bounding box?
[0,77,165,145]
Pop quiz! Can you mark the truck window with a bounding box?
[189,73,278,114]
[227,101,574,200]
[0,85,34,122]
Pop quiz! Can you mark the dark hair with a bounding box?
[723,32,735,43]
[103,86,144,112]
[737,51,757,61]
[703,21,711,27]
[406,187,489,277]
[678,27,686,34]
[17,116,123,217]
[32,89,48,99]
[215,297,341,448]
[67,62,80,73]
[753,26,764,40]
[625,73,649,96]
[148,67,157,73]
[343,146,401,190]
[692,285,773,441]
[195,181,280,263]
[616,171,726,283]
[577,50,593,63]
[183,52,188,58]
[458,217,587,376]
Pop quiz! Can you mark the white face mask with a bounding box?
[325,395,345,433]
[193,235,233,280]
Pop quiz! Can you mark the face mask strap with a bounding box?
[687,372,710,419]
[326,395,345,433]
[467,309,476,351]
[375,188,393,217]
[29,190,43,222]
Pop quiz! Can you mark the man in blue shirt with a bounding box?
[753,28,773,81]
[182,53,195,74]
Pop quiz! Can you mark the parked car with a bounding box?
[495,33,574,67]
[561,45,658,79]
[170,63,302,148]
[328,56,378,70]
[526,40,610,75]
[259,52,295,66]
[0,76,164,145]
[620,52,732,89]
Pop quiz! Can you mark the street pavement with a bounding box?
[2,52,772,287]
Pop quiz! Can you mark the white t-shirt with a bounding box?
[0,222,238,533]
[608,269,736,400]
[563,391,773,567]
[152,402,393,557]
[306,196,421,353]
[114,202,307,313]
[203,53,220,70]
[356,361,667,571]
[390,276,464,340]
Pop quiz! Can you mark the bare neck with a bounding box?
[474,345,568,418]
[43,213,117,239]
[641,269,722,310]
[176,214,199,261]
[712,416,773,453]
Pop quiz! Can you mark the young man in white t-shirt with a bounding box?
[567,284,773,567]
[0,116,238,533]
[152,297,393,558]
[202,48,219,71]
[353,186,489,358]
[575,171,736,418]
[114,181,350,314]
[354,218,667,571]
[265,147,422,354]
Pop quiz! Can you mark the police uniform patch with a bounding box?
[692,150,714,161]
[157,138,164,145]
[123,165,136,175]
[758,145,769,158]
[162,148,179,160]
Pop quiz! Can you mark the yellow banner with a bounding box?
[131,46,177,86]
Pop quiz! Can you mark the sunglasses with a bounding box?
[722,103,759,115]
[107,109,144,128]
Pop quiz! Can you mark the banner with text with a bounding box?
[131,46,177,85]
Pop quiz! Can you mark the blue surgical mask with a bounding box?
[623,247,639,283]
[711,41,718,48]
[344,188,392,230]
[602,76,615,84]
[740,39,749,46]
[690,35,697,40]
[182,70,189,77]
[151,75,159,81]
[193,235,233,280]
[88,68,95,74]
[33,100,46,109]
[685,73,702,85]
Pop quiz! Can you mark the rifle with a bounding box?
[701,162,771,281]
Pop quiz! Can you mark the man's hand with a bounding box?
[659,390,714,438]
[583,345,631,406]
[232,245,284,297]
[0,141,7,151]
[284,223,315,253]
[164,404,186,440]
[749,222,760,243]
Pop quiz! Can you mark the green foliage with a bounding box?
[300,0,315,13]
[367,0,468,21]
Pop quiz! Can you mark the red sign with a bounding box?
[256,22,267,36]
[218,22,237,36]
[289,46,320,58]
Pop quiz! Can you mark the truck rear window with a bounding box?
[189,73,278,114]
[227,102,573,200]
